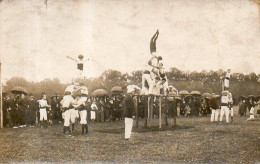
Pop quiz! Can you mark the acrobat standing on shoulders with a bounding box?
[223,69,231,91]
[67,54,90,79]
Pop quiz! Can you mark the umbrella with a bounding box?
[168,91,177,96]
[213,95,221,99]
[248,95,255,98]
[239,96,246,100]
[92,89,109,97]
[202,93,212,99]
[175,96,182,101]
[179,90,189,95]
[190,91,201,96]
[10,87,28,95]
[111,86,123,93]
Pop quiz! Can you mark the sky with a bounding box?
[0,0,260,83]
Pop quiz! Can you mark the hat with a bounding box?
[78,54,84,58]
[157,56,162,60]
[81,89,88,95]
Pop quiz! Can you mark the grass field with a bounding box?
[0,107,259,163]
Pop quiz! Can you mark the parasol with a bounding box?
[10,87,28,95]
[179,90,189,96]
[212,95,221,99]
[92,89,109,97]
[190,91,201,96]
[202,93,212,99]
[111,86,123,93]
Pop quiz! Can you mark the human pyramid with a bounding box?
[59,30,256,139]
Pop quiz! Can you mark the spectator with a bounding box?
[27,94,37,127]
[193,97,201,117]
[238,100,247,117]
[180,100,186,116]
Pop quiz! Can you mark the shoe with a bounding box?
[13,126,18,129]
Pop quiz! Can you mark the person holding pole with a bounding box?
[124,86,135,140]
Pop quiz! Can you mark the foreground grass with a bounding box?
[0,109,259,163]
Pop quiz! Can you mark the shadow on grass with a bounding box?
[95,125,195,134]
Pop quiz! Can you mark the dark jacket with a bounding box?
[123,95,135,118]
[210,98,218,110]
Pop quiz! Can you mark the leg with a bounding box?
[211,109,215,122]
[220,107,224,122]
[125,117,133,139]
[225,107,229,123]
[230,108,234,122]
[215,109,219,122]
[63,110,70,134]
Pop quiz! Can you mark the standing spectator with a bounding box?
[91,101,98,122]
[50,95,61,124]
[10,95,20,128]
[3,94,12,127]
[180,100,186,116]
[210,97,219,122]
[193,97,201,117]
[246,98,255,121]
[27,94,37,127]
[123,86,135,140]
[238,100,247,116]
[18,93,27,127]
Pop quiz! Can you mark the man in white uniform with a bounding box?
[60,91,76,134]
[219,91,230,123]
[124,86,135,140]
[38,93,50,128]
[223,69,231,91]
[74,89,88,135]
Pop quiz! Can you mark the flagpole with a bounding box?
[0,62,3,128]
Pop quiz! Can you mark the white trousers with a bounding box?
[91,111,96,120]
[141,73,155,95]
[249,107,255,119]
[79,110,87,124]
[64,109,76,126]
[125,118,133,139]
[40,108,47,121]
[220,106,230,123]
[211,109,219,122]
[230,108,234,117]
[224,79,229,88]
[74,109,79,118]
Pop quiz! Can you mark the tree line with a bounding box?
[3,67,260,101]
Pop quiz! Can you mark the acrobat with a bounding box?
[67,54,90,79]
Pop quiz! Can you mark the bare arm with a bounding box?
[66,56,77,62]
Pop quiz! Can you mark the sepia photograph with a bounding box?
[0,0,259,163]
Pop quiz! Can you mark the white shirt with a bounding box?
[225,72,231,79]
[65,84,79,93]
[80,86,88,95]
[75,97,87,107]
[61,95,75,108]
[221,96,229,104]
[38,99,48,108]
[91,103,98,110]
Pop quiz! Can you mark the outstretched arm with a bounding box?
[66,56,77,62]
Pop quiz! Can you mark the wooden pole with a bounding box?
[134,96,139,127]
[159,96,162,129]
[150,96,153,118]
[144,96,148,128]
[0,62,3,129]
